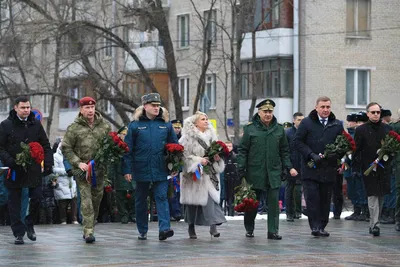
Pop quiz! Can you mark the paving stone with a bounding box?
[0,213,399,267]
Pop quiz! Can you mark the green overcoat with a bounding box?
[237,114,292,190]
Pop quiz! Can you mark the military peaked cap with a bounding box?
[256,99,275,111]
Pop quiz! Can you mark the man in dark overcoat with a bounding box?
[294,96,344,237]
[353,102,392,236]
[0,96,53,244]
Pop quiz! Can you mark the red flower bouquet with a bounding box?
[15,142,45,171]
[165,143,185,173]
[202,140,229,174]
[234,178,259,212]
[364,130,400,176]
[308,130,356,168]
[95,132,129,167]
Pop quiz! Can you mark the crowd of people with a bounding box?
[0,94,399,245]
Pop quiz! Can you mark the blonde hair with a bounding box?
[192,111,208,124]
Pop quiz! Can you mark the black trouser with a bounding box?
[303,180,333,231]
[332,173,344,217]
[8,186,42,237]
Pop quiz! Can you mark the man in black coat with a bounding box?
[285,112,304,221]
[353,102,392,236]
[0,96,53,245]
[295,96,344,237]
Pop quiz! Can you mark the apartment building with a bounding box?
[299,0,400,120]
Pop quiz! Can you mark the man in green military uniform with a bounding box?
[392,108,400,231]
[237,99,297,240]
[62,96,111,243]
[108,126,136,224]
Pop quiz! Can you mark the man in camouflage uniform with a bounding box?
[62,96,111,243]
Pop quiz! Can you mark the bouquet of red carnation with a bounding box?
[308,131,356,168]
[15,142,45,172]
[364,130,400,176]
[205,140,229,160]
[202,140,229,174]
[234,178,259,213]
[95,132,129,167]
[165,143,185,173]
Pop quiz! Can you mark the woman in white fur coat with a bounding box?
[179,111,226,239]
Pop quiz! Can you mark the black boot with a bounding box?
[345,206,361,220]
[380,207,388,222]
[357,206,367,221]
[382,208,395,224]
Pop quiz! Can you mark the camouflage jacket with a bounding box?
[62,111,111,177]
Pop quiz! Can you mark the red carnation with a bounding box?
[28,142,45,164]
[216,141,229,156]
[126,193,132,199]
[104,185,113,193]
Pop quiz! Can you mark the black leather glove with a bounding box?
[67,169,73,177]
[309,153,322,165]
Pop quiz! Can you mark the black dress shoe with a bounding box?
[311,229,320,237]
[14,236,24,245]
[286,216,294,222]
[159,229,174,241]
[333,215,340,220]
[267,232,282,240]
[395,224,400,232]
[27,226,36,241]
[138,233,147,240]
[319,229,330,237]
[245,231,254,238]
[372,226,380,237]
[369,227,373,234]
[85,234,96,243]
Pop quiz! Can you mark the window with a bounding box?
[98,99,112,114]
[60,86,87,109]
[41,39,49,64]
[346,0,370,37]
[177,14,190,48]
[200,74,216,112]
[25,42,33,65]
[253,0,280,31]
[0,98,10,113]
[204,10,217,44]
[178,77,189,109]
[60,34,79,58]
[346,69,369,107]
[104,37,112,57]
[43,94,49,114]
[240,58,293,99]
[0,0,9,24]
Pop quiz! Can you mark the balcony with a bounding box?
[124,45,167,72]
[240,28,293,60]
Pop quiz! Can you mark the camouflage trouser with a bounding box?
[75,171,104,237]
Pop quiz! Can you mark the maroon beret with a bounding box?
[79,96,96,106]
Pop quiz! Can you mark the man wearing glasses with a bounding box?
[352,102,392,236]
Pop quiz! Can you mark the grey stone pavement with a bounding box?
[1,213,400,267]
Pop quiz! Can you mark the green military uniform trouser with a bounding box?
[76,172,104,237]
[395,162,400,225]
[116,190,135,223]
[244,187,280,234]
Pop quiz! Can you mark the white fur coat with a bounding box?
[179,117,225,206]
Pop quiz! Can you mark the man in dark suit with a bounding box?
[295,96,344,237]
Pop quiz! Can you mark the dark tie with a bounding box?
[320,118,326,126]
